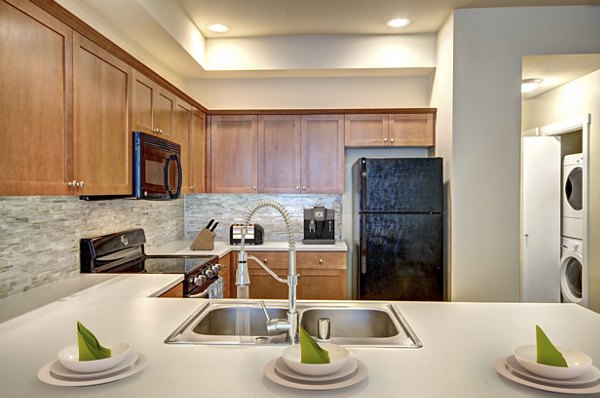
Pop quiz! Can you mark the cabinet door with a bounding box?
[388,113,435,147]
[73,33,132,195]
[258,115,301,193]
[131,70,155,134]
[344,114,389,147]
[0,0,73,195]
[209,115,258,193]
[218,253,231,298]
[190,109,206,193]
[301,115,344,194]
[299,270,346,300]
[154,87,175,137]
[173,98,191,194]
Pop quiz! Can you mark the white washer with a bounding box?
[562,153,583,239]
[560,237,587,307]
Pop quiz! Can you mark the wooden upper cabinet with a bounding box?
[72,33,132,195]
[301,115,345,194]
[389,113,435,146]
[258,115,302,193]
[345,112,435,147]
[173,98,191,194]
[0,0,73,195]
[344,114,388,147]
[131,70,175,138]
[190,108,207,193]
[209,115,258,193]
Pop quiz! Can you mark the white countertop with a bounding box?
[145,240,348,257]
[1,275,599,397]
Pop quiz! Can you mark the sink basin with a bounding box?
[166,300,422,348]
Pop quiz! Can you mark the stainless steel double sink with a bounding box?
[165,300,422,348]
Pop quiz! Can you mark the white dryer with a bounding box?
[560,237,587,307]
[562,153,583,239]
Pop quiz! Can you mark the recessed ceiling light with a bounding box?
[207,23,229,33]
[521,78,543,93]
[386,18,411,28]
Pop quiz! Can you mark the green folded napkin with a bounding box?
[77,321,111,361]
[536,325,567,367]
[299,325,330,364]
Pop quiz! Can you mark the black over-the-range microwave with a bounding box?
[80,131,182,201]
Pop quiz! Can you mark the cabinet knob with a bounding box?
[252,186,257,190]
[383,138,388,143]
[390,138,395,143]
[319,259,324,264]
[68,180,77,187]
[296,186,300,191]
[302,186,306,190]
[263,258,268,263]
[78,181,84,188]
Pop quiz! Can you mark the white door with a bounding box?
[522,136,560,302]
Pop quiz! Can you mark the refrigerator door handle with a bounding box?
[360,214,367,274]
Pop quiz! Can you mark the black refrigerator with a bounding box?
[352,157,444,301]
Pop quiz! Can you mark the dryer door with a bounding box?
[563,166,583,216]
[560,253,583,304]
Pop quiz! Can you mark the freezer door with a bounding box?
[358,158,443,213]
[358,213,443,300]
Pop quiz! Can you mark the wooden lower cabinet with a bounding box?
[218,253,232,298]
[231,251,346,300]
[159,282,184,298]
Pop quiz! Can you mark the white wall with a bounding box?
[430,15,454,299]
[451,6,600,302]
[522,69,600,312]
[185,75,431,110]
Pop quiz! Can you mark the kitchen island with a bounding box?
[0,274,599,397]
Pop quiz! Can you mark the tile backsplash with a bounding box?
[0,196,183,299]
[185,194,342,242]
[0,194,342,299]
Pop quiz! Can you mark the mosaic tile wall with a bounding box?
[184,194,342,242]
[0,196,183,299]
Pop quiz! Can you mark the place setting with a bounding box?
[264,326,368,391]
[37,321,148,387]
[494,325,600,394]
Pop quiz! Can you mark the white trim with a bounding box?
[541,114,591,136]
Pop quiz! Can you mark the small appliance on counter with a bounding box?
[303,206,335,244]
[230,223,264,245]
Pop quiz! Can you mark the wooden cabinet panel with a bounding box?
[258,115,301,193]
[72,33,132,195]
[388,113,435,146]
[209,115,258,193]
[131,71,154,134]
[247,268,289,299]
[0,0,73,195]
[218,253,232,298]
[155,88,176,137]
[301,115,345,194]
[299,270,346,300]
[173,98,191,194]
[159,282,184,298]
[190,108,206,193]
[344,114,388,147]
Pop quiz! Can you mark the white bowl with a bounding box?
[58,340,131,373]
[514,345,592,380]
[282,342,350,376]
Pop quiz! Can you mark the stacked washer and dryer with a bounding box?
[560,153,587,306]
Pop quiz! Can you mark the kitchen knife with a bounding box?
[205,219,215,230]
[209,222,219,232]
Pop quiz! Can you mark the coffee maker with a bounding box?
[303,206,335,244]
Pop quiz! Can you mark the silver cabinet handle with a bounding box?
[68,180,77,187]
[252,186,257,190]
[296,186,300,191]
[263,258,268,263]
[318,259,324,264]
[383,137,387,143]
[302,186,306,190]
[78,181,84,188]
[390,138,395,143]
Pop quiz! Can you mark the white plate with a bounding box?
[514,345,592,379]
[58,340,131,373]
[274,356,358,383]
[38,353,148,387]
[50,351,139,380]
[506,355,600,387]
[265,357,367,391]
[282,342,350,376]
[495,357,600,395]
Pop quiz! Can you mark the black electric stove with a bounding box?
[80,229,220,297]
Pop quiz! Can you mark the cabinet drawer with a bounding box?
[247,251,289,269]
[297,252,346,270]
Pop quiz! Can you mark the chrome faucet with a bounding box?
[235,199,299,343]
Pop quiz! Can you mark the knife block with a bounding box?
[191,228,215,250]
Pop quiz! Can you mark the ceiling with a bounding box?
[62,0,600,90]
